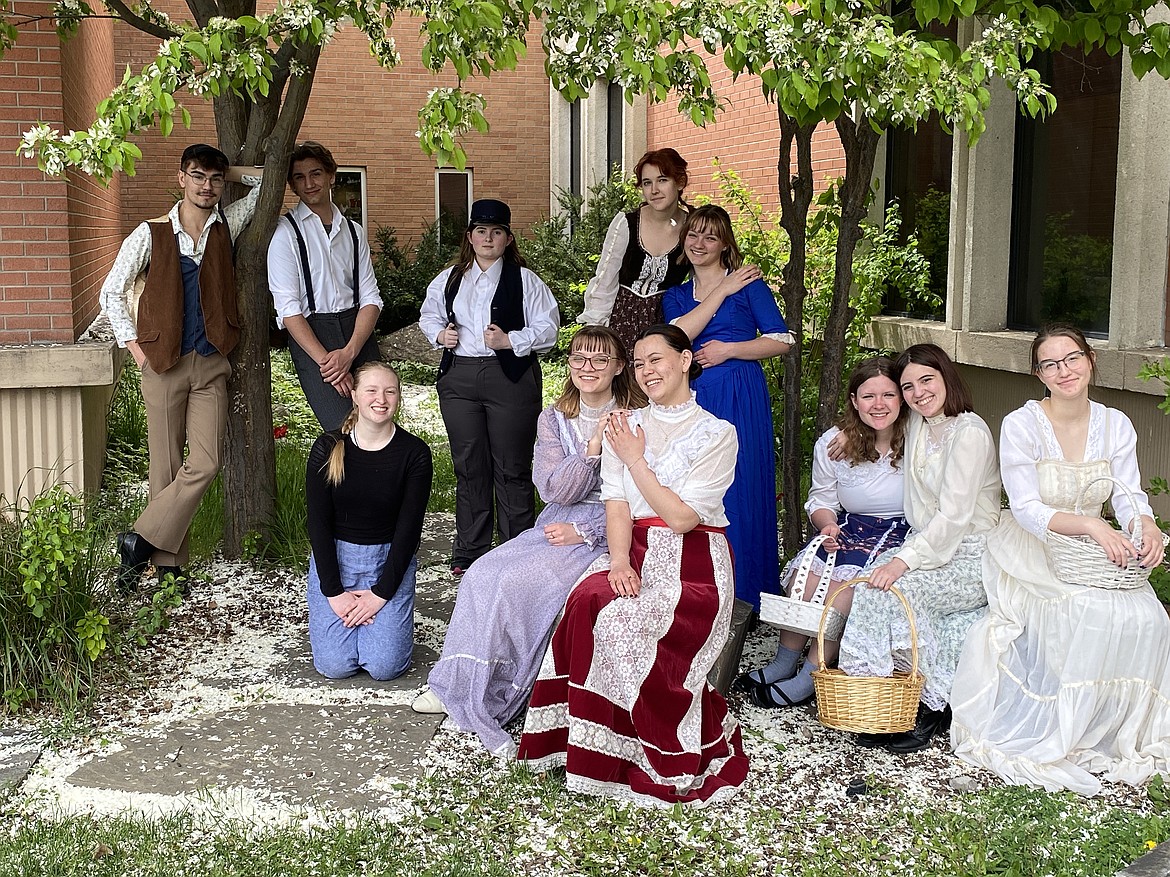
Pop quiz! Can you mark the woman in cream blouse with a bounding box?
[838,343,1001,754]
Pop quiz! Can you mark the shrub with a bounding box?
[0,486,178,714]
[372,212,464,337]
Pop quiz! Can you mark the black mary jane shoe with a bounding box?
[750,678,815,709]
[116,531,155,594]
[884,704,952,754]
[733,669,767,695]
[855,732,897,749]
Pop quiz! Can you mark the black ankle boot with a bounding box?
[116,531,155,594]
[885,703,952,754]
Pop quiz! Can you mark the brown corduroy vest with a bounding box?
[137,218,240,374]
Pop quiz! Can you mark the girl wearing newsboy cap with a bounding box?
[419,200,560,574]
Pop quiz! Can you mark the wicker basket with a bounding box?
[1047,475,1164,591]
[811,579,925,734]
[760,534,846,640]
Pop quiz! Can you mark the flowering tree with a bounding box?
[710,0,1170,553]
[6,0,721,555]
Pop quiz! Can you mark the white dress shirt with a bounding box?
[267,200,383,327]
[99,176,262,346]
[418,260,559,357]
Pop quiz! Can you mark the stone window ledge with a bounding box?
[866,317,1169,396]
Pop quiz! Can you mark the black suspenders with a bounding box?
[283,211,361,315]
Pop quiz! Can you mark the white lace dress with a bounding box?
[838,411,1001,710]
[951,400,1170,794]
[518,393,750,807]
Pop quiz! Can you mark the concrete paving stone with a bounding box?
[0,729,41,799]
[264,632,439,692]
[67,703,444,810]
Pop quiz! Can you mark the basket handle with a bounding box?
[788,533,837,603]
[1074,475,1144,548]
[816,578,920,681]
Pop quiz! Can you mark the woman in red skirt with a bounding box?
[518,324,749,807]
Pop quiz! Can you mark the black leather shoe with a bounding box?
[855,732,897,749]
[116,531,155,594]
[157,566,190,597]
[733,669,767,694]
[885,704,952,754]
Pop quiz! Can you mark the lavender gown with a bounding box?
[426,401,612,754]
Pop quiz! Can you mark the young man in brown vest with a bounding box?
[99,144,262,594]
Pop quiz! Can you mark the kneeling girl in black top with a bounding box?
[305,361,433,680]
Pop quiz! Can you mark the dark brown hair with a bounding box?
[634,324,702,382]
[555,326,647,418]
[180,143,228,174]
[288,141,338,182]
[838,356,907,468]
[677,205,743,271]
[1030,322,1098,383]
[894,343,974,416]
[635,148,688,191]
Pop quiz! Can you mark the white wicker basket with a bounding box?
[760,534,847,640]
[1047,475,1164,590]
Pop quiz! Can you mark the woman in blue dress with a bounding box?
[662,205,792,608]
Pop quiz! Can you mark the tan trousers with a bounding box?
[135,350,231,566]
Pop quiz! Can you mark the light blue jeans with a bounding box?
[307,540,416,681]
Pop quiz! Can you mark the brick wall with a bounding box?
[116,12,551,245]
[0,8,72,344]
[61,16,121,338]
[646,56,846,215]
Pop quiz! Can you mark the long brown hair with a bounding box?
[894,343,974,416]
[322,361,400,486]
[837,356,907,468]
[555,326,646,417]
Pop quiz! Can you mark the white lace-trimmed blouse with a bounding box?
[600,393,738,526]
[894,411,1001,572]
[806,427,904,520]
[1001,399,1152,541]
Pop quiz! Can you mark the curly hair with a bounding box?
[836,356,907,468]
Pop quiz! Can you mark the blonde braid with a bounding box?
[324,405,360,487]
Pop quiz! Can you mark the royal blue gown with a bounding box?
[663,277,788,609]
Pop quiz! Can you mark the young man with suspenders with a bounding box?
[267,141,383,430]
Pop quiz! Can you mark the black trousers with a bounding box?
[287,305,381,431]
[438,355,541,564]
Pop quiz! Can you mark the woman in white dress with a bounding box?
[838,343,1001,753]
[951,324,1170,794]
[518,324,749,807]
[738,356,910,707]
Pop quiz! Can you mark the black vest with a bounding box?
[437,260,535,383]
[617,209,690,293]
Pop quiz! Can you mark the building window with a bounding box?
[883,121,952,320]
[436,168,472,245]
[334,168,367,227]
[606,83,624,174]
[570,99,582,201]
[1008,47,1121,336]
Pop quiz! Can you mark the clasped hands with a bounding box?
[328,590,387,627]
[318,346,355,397]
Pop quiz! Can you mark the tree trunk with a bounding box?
[814,114,881,437]
[219,45,321,556]
[775,112,817,558]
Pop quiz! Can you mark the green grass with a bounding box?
[2,777,1166,876]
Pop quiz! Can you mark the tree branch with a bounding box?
[103,0,179,39]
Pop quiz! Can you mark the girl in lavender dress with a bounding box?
[412,326,646,756]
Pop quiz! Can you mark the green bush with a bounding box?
[0,486,178,714]
[372,212,464,337]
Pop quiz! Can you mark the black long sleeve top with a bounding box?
[305,428,433,600]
